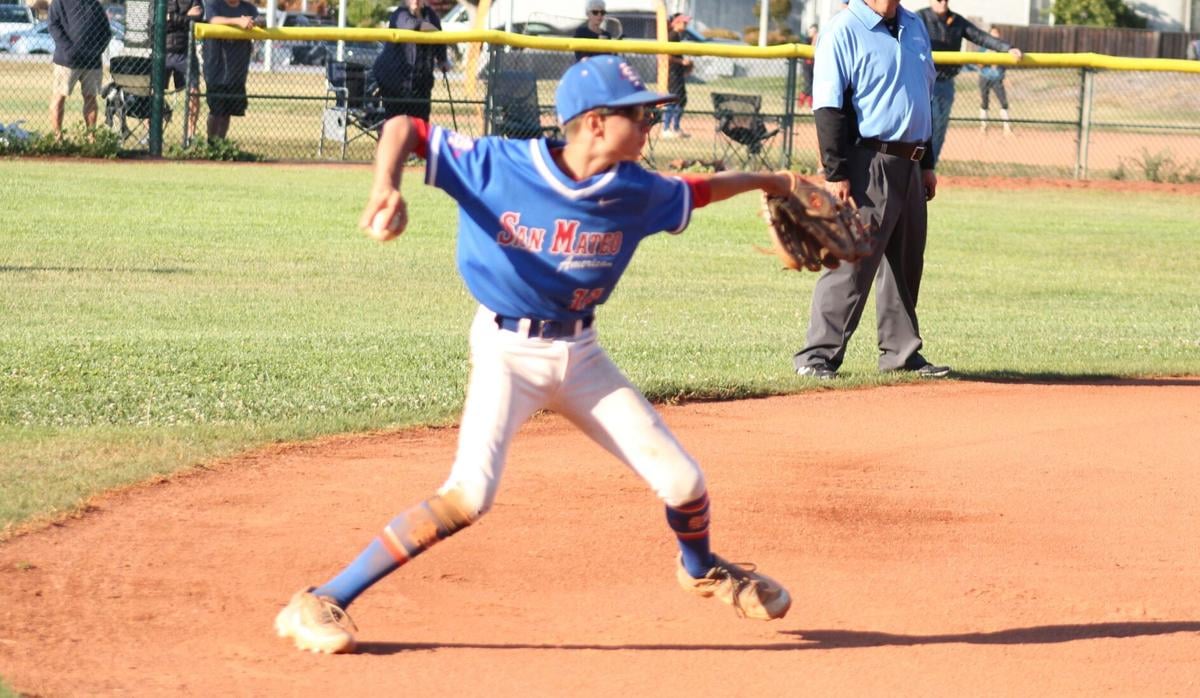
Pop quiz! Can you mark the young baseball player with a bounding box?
[275,56,795,654]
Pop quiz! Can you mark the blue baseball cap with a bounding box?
[555,56,676,125]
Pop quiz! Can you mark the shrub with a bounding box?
[0,123,120,159]
[742,27,798,46]
[1115,148,1200,183]
[1049,0,1147,28]
[165,138,262,161]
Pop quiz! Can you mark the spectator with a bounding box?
[1187,38,1200,60]
[47,0,111,138]
[978,27,1013,135]
[661,12,693,139]
[795,0,950,381]
[372,0,450,122]
[165,0,204,141]
[202,0,258,141]
[917,0,1021,166]
[573,0,619,62]
[797,23,818,110]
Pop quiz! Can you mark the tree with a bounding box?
[1050,0,1147,28]
[769,0,792,25]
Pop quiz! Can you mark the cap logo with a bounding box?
[618,62,644,89]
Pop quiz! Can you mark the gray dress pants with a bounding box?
[794,146,930,373]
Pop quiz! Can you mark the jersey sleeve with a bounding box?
[423,124,488,202]
[641,171,696,235]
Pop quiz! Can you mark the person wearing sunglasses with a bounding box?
[275,56,798,654]
[573,0,621,62]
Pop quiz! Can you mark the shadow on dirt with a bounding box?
[785,621,1200,648]
[951,372,1200,387]
[355,621,1200,654]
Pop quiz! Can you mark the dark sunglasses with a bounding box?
[590,9,606,15]
[595,105,654,126]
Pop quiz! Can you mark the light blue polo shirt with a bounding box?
[811,0,935,143]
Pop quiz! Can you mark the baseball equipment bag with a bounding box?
[761,173,875,272]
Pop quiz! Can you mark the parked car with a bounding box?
[3,19,51,53]
[280,12,330,65]
[440,2,575,67]
[0,3,36,47]
[3,19,125,60]
[278,12,382,67]
[607,12,743,81]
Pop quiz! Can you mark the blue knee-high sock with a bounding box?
[666,492,713,579]
[314,499,466,608]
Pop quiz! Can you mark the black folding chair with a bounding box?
[711,92,780,170]
[486,70,561,140]
[641,105,664,168]
[319,60,387,159]
[102,56,172,145]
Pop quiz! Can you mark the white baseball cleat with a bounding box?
[677,554,792,620]
[275,588,358,654]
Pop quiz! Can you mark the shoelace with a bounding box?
[713,561,762,618]
[316,597,359,632]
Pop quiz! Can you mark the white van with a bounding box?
[443,0,671,34]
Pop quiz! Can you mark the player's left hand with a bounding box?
[360,189,408,242]
[922,170,938,202]
[1008,47,1023,61]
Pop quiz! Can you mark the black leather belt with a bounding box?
[858,138,926,162]
[495,314,595,339]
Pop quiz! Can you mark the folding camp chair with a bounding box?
[641,105,664,168]
[102,55,172,145]
[486,70,560,140]
[319,60,388,159]
[711,92,780,170]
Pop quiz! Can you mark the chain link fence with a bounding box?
[3,15,1200,181]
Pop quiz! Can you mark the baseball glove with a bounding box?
[761,173,875,272]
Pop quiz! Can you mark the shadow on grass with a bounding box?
[354,621,1200,654]
[949,371,1200,387]
[0,265,194,275]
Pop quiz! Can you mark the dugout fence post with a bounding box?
[1074,67,1096,180]
[149,0,169,156]
[183,26,195,148]
[782,57,798,170]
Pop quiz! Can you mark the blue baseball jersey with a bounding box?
[422,124,698,321]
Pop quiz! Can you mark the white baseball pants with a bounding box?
[439,305,707,516]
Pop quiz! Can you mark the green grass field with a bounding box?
[1,159,1198,536]
[3,53,1199,170]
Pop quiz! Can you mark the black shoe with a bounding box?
[796,362,837,380]
[913,363,951,378]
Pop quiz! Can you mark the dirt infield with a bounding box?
[2,379,1199,696]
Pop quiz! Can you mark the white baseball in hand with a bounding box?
[370,209,402,240]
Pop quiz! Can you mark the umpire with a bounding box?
[919,0,1021,166]
[794,0,950,380]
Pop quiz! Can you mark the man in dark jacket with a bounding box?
[572,0,620,62]
[917,0,1021,165]
[371,0,449,121]
[166,0,204,140]
[48,0,111,138]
